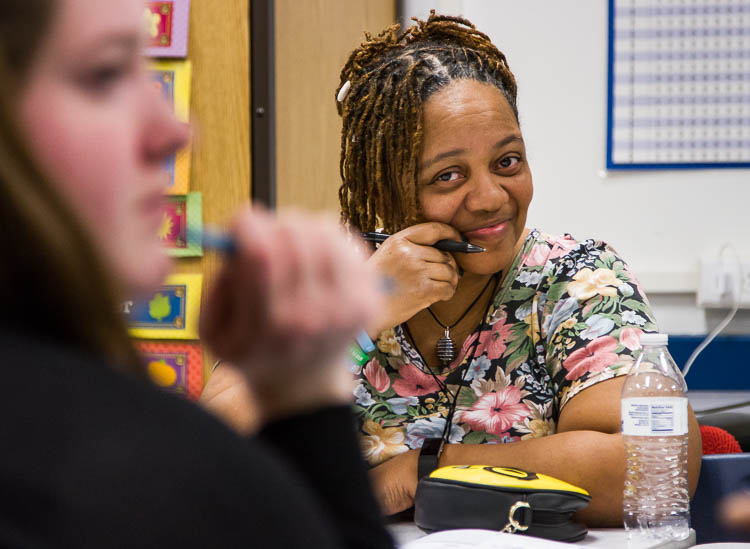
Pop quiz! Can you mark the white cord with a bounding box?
[682,243,743,378]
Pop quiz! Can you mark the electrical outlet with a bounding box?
[697,256,750,309]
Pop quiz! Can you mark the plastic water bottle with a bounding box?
[621,333,690,541]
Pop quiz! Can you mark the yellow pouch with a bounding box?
[414,465,591,542]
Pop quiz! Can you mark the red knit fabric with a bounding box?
[700,424,742,455]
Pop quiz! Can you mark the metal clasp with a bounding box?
[501,501,531,533]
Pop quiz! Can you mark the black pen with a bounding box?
[361,232,485,254]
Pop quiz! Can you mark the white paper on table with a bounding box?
[400,529,575,549]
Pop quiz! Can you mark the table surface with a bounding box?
[389,390,748,548]
[687,390,750,415]
[389,523,697,548]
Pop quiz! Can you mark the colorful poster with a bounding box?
[143,0,191,58]
[125,273,201,339]
[136,341,203,400]
[160,193,202,257]
[148,60,192,194]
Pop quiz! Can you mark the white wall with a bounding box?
[399,0,750,335]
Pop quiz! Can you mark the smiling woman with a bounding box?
[331,11,703,526]
[0,0,393,547]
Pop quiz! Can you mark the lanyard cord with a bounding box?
[403,272,501,443]
[426,273,497,330]
[402,323,476,442]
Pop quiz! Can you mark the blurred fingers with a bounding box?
[721,491,750,531]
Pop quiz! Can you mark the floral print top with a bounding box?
[352,230,658,467]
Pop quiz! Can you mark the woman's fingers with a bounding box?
[401,221,463,247]
[202,206,380,375]
[204,213,460,375]
[720,492,750,531]
[198,264,233,354]
[364,222,463,333]
[215,209,276,361]
[306,217,381,355]
[199,207,385,422]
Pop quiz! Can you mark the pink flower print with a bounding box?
[624,264,646,299]
[523,236,577,268]
[462,386,529,436]
[478,321,513,360]
[563,335,619,381]
[364,359,390,393]
[450,332,480,369]
[619,327,642,352]
[547,235,578,260]
[524,243,551,267]
[392,363,443,397]
[490,305,508,326]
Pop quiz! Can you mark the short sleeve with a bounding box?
[539,238,658,411]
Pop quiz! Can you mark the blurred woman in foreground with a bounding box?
[0,1,392,547]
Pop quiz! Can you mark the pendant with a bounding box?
[436,326,456,365]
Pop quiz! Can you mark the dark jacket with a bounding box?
[0,332,393,548]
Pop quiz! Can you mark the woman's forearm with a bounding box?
[439,430,626,526]
[199,362,258,435]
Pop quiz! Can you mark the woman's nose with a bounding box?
[464,171,509,213]
[141,79,191,165]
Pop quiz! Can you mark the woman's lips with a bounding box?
[463,220,510,241]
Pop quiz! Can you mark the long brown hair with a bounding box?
[336,11,518,234]
[0,0,143,373]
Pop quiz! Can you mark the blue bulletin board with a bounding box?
[606,0,750,170]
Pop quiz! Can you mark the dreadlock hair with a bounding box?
[336,10,518,234]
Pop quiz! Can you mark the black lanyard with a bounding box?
[403,272,501,444]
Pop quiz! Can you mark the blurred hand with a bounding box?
[365,222,462,337]
[200,207,381,423]
[721,491,750,532]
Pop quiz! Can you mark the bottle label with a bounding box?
[621,397,688,436]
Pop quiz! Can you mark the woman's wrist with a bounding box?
[247,360,355,424]
[251,388,351,424]
[366,314,395,340]
[199,361,259,435]
[367,304,411,338]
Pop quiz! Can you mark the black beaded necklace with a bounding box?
[403,272,501,444]
[427,273,498,365]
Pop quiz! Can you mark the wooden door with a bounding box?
[274,0,397,213]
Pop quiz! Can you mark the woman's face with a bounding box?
[417,79,533,276]
[19,0,189,297]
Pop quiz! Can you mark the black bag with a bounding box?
[414,465,591,542]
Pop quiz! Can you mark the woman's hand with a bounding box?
[366,222,463,336]
[200,207,381,423]
[721,491,750,532]
[369,449,420,516]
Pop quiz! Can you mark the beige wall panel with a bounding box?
[275,0,397,213]
[175,0,251,377]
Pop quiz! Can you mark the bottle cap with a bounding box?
[639,333,668,346]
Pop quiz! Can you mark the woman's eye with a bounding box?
[497,156,521,169]
[80,63,129,94]
[435,171,461,183]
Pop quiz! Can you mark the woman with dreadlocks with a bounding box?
[334,11,702,526]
